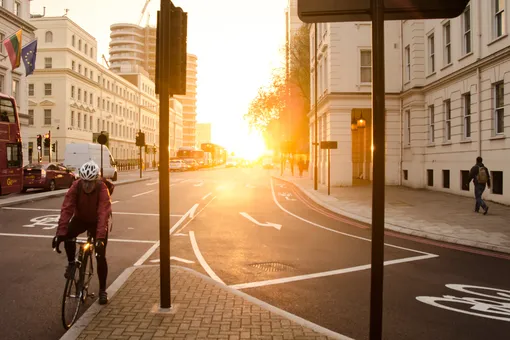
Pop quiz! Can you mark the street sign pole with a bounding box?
[139,145,143,179]
[56,140,58,163]
[313,23,318,191]
[328,149,331,195]
[369,0,385,338]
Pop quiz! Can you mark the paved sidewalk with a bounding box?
[63,266,345,340]
[274,172,510,254]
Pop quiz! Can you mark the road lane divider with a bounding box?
[202,192,212,200]
[132,190,154,198]
[189,231,224,284]
[174,196,217,234]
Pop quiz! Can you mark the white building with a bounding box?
[0,0,36,162]
[310,0,510,204]
[26,16,173,166]
[176,54,198,148]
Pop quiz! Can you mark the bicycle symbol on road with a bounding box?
[23,214,60,230]
[416,284,510,322]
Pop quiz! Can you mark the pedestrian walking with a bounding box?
[469,156,491,215]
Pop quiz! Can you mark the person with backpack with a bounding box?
[51,161,113,305]
[469,156,491,215]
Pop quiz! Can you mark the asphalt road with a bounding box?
[1,166,509,339]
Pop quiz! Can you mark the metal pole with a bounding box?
[56,140,58,163]
[328,149,330,196]
[369,0,386,338]
[100,144,104,178]
[314,23,318,191]
[158,2,171,309]
[139,145,143,178]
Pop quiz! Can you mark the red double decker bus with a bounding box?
[0,93,23,195]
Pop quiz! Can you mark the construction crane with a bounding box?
[137,0,152,26]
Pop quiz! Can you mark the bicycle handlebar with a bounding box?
[54,244,62,254]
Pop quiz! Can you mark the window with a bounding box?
[444,100,451,141]
[71,86,75,98]
[28,109,34,125]
[78,88,81,101]
[84,91,87,103]
[360,50,372,83]
[84,67,88,77]
[102,120,105,131]
[443,22,451,65]
[78,112,81,128]
[78,64,81,73]
[403,170,409,181]
[45,57,52,69]
[442,170,450,189]
[78,39,82,50]
[0,74,4,93]
[44,83,52,96]
[72,61,75,71]
[463,93,471,138]
[90,48,94,58]
[45,31,53,43]
[461,170,470,191]
[44,109,51,125]
[13,1,20,16]
[72,35,75,47]
[97,97,100,107]
[90,116,93,131]
[0,32,4,54]
[404,45,410,82]
[90,93,93,104]
[491,171,503,195]
[494,0,505,38]
[429,105,435,143]
[6,144,22,168]
[71,111,75,127]
[84,43,88,54]
[428,34,435,73]
[494,82,504,134]
[12,79,19,101]
[463,5,472,54]
[405,110,411,145]
[97,118,100,132]
[84,114,87,130]
[427,169,434,187]
[90,71,93,80]
[28,84,34,96]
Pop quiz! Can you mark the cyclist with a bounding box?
[52,161,112,305]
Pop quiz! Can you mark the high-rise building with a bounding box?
[108,23,198,148]
[196,123,212,147]
[0,0,37,163]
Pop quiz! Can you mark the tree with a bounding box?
[287,24,310,110]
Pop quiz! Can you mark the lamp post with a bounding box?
[313,22,318,190]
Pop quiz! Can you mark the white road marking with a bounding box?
[0,232,157,243]
[173,233,188,236]
[239,212,282,230]
[174,196,217,235]
[189,231,224,284]
[202,192,212,200]
[194,182,204,187]
[133,241,160,266]
[269,178,438,257]
[132,190,154,198]
[189,203,199,219]
[112,201,120,204]
[146,181,159,186]
[230,253,438,290]
[169,203,198,234]
[285,196,297,201]
[2,207,182,217]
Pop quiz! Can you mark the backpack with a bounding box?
[477,166,489,185]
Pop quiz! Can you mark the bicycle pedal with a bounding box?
[88,292,95,298]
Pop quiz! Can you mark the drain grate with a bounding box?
[249,262,294,272]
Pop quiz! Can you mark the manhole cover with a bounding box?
[250,262,294,272]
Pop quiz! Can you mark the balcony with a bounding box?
[110,45,144,54]
[110,38,144,46]
[110,29,144,39]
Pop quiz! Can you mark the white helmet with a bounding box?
[79,161,100,180]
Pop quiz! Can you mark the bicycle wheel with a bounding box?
[80,249,94,303]
[61,264,82,330]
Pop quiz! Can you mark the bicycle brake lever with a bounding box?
[54,245,62,254]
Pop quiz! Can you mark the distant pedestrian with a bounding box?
[298,158,305,177]
[469,156,491,215]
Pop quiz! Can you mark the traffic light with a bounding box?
[144,145,149,153]
[135,131,145,147]
[36,135,42,150]
[43,132,50,148]
[51,143,56,153]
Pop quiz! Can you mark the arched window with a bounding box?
[45,31,53,43]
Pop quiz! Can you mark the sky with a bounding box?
[30,0,287,157]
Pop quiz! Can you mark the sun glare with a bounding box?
[233,132,267,161]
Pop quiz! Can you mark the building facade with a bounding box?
[0,0,36,163]
[108,23,198,148]
[309,0,510,204]
[27,16,166,165]
[195,122,211,147]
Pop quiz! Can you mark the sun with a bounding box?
[234,131,267,161]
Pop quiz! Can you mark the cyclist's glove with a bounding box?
[95,239,106,256]
[52,235,65,250]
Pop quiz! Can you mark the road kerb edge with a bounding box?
[59,266,138,340]
[272,176,510,255]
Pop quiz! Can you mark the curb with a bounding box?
[273,176,510,255]
[61,265,353,340]
[0,177,151,208]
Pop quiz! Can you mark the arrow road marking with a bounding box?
[194,182,204,187]
[285,196,297,201]
[239,212,282,230]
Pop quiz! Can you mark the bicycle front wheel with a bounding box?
[61,265,82,330]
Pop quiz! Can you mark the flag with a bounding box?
[2,29,22,69]
[21,39,38,76]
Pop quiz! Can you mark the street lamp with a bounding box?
[351,117,358,131]
[357,112,366,129]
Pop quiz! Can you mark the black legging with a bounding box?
[64,218,108,291]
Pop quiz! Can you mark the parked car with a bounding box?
[22,163,76,192]
[169,159,186,171]
[226,156,238,167]
[183,158,199,170]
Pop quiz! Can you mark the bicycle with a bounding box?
[55,231,95,330]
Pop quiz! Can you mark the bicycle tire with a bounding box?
[80,249,94,303]
[61,265,82,330]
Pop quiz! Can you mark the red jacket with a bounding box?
[57,179,112,239]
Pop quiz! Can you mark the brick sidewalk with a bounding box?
[66,266,347,340]
[274,172,510,254]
